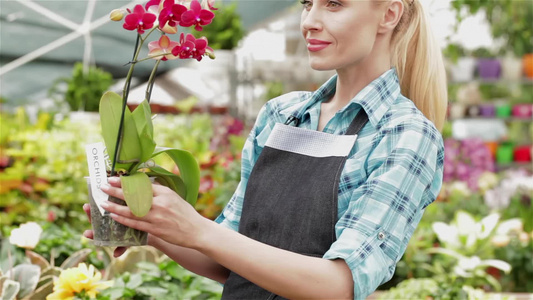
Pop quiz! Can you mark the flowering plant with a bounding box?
[96,0,218,218]
[443,138,495,191]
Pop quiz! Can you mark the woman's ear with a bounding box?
[378,0,404,34]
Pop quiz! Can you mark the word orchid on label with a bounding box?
[91,0,217,221]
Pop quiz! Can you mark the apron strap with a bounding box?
[344,108,369,136]
[283,108,369,135]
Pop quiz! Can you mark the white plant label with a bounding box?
[85,142,109,216]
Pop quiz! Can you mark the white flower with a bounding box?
[432,222,460,247]
[9,222,43,249]
[491,235,511,247]
[496,219,523,235]
[519,232,530,244]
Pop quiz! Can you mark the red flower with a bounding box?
[123,5,157,34]
[158,0,187,28]
[180,0,215,31]
[171,33,211,61]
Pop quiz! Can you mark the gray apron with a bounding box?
[221,109,369,300]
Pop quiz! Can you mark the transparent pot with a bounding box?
[86,177,148,247]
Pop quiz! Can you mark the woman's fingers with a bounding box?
[83,203,92,223]
[83,230,94,239]
[100,184,125,200]
[109,213,151,233]
[101,201,143,220]
[107,177,122,187]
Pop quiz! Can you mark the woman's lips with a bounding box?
[306,39,331,52]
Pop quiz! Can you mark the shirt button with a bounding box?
[378,232,386,240]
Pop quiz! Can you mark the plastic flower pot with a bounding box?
[496,143,515,164]
[484,141,498,160]
[523,53,533,79]
[478,58,501,80]
[86,177,148,247]
[512,104,533,119]
[466,104,481,117]
[496,103,512,118]
[514,145,532,162]
[502,55,524,80]
[449,103,467,119]
[450,57,477,82]
[479,104,496,117]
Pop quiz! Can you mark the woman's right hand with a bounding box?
[83,203,129,258]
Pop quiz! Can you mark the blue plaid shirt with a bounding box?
[215,68,445,299]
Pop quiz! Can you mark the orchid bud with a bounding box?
[109,9,124,21]
[201,0,217,10]
[161,23,178,34]
[205,46,215,59]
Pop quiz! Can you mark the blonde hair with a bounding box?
[390,0,448,131]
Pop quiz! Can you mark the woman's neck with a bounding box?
[329,40,392,110]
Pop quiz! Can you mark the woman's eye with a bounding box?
[326,0,341,8]
[300,0,312,9]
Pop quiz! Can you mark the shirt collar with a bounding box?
[281,68,401,128]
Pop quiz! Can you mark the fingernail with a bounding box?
[108,177,120,183]
[101,201,109,208]
[100,184,110,191]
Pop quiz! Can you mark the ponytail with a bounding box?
[390,0,448,131]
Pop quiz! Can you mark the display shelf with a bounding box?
[448,117,533,122]
[496,161,533,171]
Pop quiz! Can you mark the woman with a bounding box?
[84,0,446,298]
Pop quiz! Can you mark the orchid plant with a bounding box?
[99,0,217,217]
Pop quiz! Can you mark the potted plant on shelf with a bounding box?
[86,0,217,247]
[450,0,533,79]
[472,47,501,80]
[443,43,476,82]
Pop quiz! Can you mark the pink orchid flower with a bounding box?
[159,0,187,28]
[180,0,215,31]
[123,5,157,34]
[148,35,180,61]
[171,33,212,61]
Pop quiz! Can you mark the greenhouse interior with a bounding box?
[1,0,532,299]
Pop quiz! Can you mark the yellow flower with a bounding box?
[46,263,113,300]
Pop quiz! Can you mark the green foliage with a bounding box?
[443,43,469,64]
[97,260,222,300]
[451,0,533,57]
[495,236,533,293]
[49,62,113,112]
[196,3,245,50]
[264,81,285,103]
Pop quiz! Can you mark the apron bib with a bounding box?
[221,109,368,300]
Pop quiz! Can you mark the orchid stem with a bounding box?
[110,33,143,176]
[145,59,161,103]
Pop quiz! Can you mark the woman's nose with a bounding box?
[301,8,323,32]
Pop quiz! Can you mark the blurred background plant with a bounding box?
[48,62,113,113]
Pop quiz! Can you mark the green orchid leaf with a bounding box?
[152,147,199,205]
[132,100,156,163]
[132,99,154,138]
[121,172,153,217]
[146,165,186,199]
[138,125,157,163]
[99,91,142,171]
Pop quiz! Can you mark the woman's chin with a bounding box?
[308,61,334,71]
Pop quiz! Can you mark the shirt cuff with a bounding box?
[323,227,396,299]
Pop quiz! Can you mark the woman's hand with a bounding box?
[100,177,209,249]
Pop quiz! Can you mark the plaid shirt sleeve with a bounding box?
[214,104,270,231]
[322,117,445,299]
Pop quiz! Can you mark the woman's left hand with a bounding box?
[100,177,209,249]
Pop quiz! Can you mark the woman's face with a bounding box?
[300,0,384,71]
